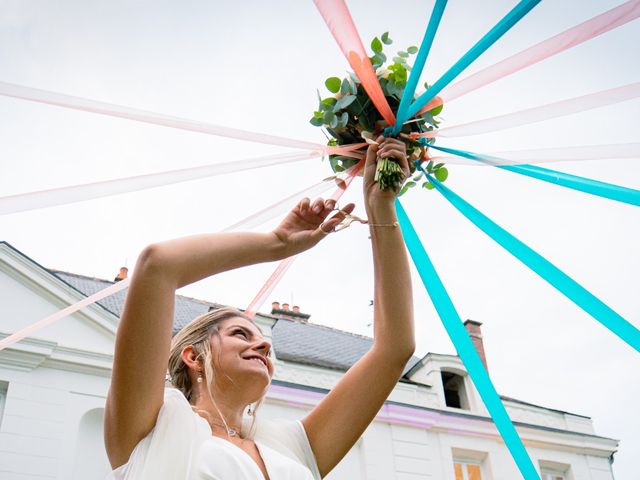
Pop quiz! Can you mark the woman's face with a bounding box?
[210,317,274,391]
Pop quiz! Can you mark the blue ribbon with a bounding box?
[427,143,640,207]
[415,165,640,353]
[396,200,540,480]
[392,0,448,136]
[406,0,541,120]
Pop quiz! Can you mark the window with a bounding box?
[441,371,470,410]
[541,472,565,480]
[452,448,490,480]
[0,381,8,427]
[539,460,572,480]
[454,461,482,480]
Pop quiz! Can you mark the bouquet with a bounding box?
[310,32,449,195]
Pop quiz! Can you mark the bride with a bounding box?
[105,137,415,479]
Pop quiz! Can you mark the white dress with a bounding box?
[108,389,321,480]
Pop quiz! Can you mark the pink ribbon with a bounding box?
[0,81,321,151]
[441,0,640,104]
[0,279,130,351]
[244,160,364,317]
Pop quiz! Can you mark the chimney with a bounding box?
[114,267,128,282]
[464,319,488,372]
[270,300,311,322]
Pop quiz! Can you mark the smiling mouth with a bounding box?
[245,356,268,369]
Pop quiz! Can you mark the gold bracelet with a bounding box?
[367,221,399,228]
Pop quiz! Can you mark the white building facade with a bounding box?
[0,242,618,480]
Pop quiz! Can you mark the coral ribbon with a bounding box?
[313,0,395,125]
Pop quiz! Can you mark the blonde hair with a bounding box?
[167,307,267,437]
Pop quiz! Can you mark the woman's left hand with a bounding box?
[272,197,355,257]
[363,136,410,209]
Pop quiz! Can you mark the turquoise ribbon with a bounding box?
[415,165,640,352]
[406,0,541,119]
[428,143,640,207]
[396,200,540,480]
[392,0,448,135]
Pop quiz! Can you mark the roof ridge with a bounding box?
[276,316,373,341]
[51,269,115,285]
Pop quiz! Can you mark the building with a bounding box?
[0,241,618,479]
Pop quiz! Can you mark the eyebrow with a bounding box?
[227,324,264,340]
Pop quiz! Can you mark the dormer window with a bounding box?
[441,371,470,410]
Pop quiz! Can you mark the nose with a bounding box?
[254,339,272,357]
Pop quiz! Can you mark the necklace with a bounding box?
[208,418,241,437]
[192,406,242,437]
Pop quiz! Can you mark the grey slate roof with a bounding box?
[52,271,220,335]
[272,318,420,376]
[51,270,421,376]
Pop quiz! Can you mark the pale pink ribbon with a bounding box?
[418,0,640,114]
[425,143,640,167]
[0,279,130,351]
[244,160,364,317]
[412,82,640,139]
[0,81,323,151]
[0,170,359,351]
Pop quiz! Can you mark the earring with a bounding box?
[197,371,203,383]
[247,404,253,416]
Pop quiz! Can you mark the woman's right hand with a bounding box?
[272,197,355,258]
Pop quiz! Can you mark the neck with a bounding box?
[193,386,248,437]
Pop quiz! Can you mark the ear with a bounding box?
[180,345,201,370]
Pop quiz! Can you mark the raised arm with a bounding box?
[302,138,415,477]
[104,197,353,468]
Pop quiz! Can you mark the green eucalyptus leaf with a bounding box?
[398,51,409,58]
[323,110,335,124]
[423,181,435,190]
[405,181,417,189]
[429,104,443,116]
[407,46,418,54]
[334,95,357,110]
[427,160,434,173]
[398,185,409,197]
[435,167,448,182]
[339,111,349,128]
[347,77,358,95]
[340,78,350,95]
[413,171,424,181]
[371,36,383,53]
[309,116,324,127]
[381,32,392,45]
[434,162,445,169]
[330,114,339,128]
[325,77,341,93]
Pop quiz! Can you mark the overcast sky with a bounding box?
[1,0,638,477]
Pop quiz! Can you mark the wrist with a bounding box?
[365,200,397,221]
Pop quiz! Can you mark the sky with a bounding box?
[0,0,638,477]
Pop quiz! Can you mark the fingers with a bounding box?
[378,138,409,171]
[299,197,310,217]
[318,202,356,233]
[365,137,381,166]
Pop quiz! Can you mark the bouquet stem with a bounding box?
[375,157,405,191]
